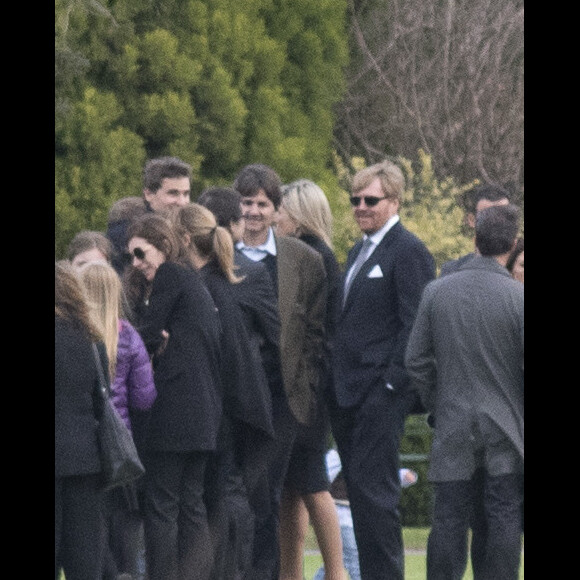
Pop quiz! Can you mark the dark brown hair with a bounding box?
[233,163,282,209]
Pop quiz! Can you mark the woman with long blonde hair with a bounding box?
[170,202,242,284]
[78,260,156,580]
[170,203,276,579]
[276,179,345,580]
[55,260,107,580]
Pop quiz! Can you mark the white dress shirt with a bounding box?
[344,214,399,288]
[236,227,277,261]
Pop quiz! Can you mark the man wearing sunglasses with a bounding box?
[107,156,192,275]
[329,158,435,580]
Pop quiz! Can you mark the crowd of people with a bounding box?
[55,155,524,580]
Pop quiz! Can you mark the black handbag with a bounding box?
[92,343,145,491]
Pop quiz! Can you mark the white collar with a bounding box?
[364,214,399,246]
[236,227,277,260]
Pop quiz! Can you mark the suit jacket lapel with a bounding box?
[341,222,402,313]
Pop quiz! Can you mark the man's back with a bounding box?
[439,252,474,277]
[406,255,524,480]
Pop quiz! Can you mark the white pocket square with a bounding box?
[367,264,383,278]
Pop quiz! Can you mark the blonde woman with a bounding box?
[171,203,275,580]
[79,261,156,580]
[276,179,345,580]
[55,260,107,580]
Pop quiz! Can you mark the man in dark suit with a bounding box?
[232,164,327,580]
[405,204,524,580]
[330,158,435,580]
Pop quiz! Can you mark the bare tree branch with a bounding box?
[335,0,524,201]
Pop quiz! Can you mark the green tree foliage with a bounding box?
[399,150,477,273]
[55,0,349,257]
[55,87,145,257]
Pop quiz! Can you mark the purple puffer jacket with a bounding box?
[110,319,157,432]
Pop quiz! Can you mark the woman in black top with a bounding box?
[125,213,223,580]
[55,260,109,580]
[171,203,275,580]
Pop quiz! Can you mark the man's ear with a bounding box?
[465,212,476,228]
[143,188,155,203]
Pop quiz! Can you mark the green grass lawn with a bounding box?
[303,526,524,579]
[58,525,523,579]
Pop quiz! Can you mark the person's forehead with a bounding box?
[475,197,509,213]
[159,176,190,191]
[242,189,272,204]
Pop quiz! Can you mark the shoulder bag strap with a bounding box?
[91,342,110,397]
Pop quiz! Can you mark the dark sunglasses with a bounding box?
[131,247,147,260]
[349,196,388,207]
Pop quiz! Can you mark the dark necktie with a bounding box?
[260,253,278,296]
[343,238,373,305]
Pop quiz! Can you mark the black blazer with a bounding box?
[137,261,222,452]
[299,234,340,339]
[200,260,274,439]
[233,249,284,401]
[55,316,106,477]
[332,221,435,408]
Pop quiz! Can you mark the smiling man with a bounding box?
[329,158,435,580]
[107,156,192,275]
[233,163,327,580]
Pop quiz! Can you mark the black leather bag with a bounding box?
[92,343,145,491]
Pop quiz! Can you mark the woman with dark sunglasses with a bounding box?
[124,213,223,580]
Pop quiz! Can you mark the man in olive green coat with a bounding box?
[233,163,327,580]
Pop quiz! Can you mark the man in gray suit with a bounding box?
[438,181,514,577]
[405,204,524,580]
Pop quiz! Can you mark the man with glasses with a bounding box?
[329,158,435,580]
[107,156,192,275]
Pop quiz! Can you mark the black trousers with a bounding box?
[246,396,298,580]
[102,484,143,579]
[427,473,523,580]
[55,473,105,580]
[143,450,212,580]
[205,416,255,580]
[329,381,408,580]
